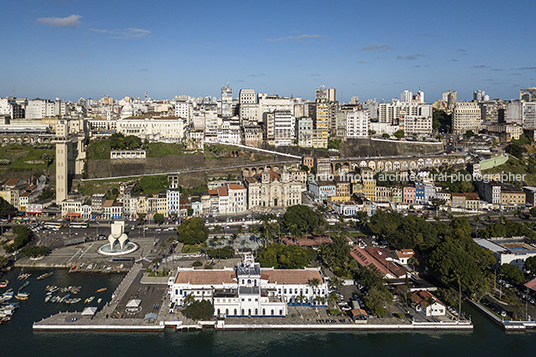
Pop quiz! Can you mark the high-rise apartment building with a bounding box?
[452,101,482,134]
[442,90,457,110]
[401,90,412,103]
[239,89,258,124]
[346,109,369,138]
[273,110,295,147]
[521,88,536,102]
[221,83,233,118]
[315,102,330,133]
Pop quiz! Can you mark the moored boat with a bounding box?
[15,292,29,300]
[97,298,102,304]
[18,280,30,292]
[37,271,54,280]
[0,280,8,288]
[96,288,107,293]
[44,295,51,303]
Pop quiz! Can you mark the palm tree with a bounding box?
[328,291,340,308]
[473,215,481,230]
[296,292,306,305]
[408,257,418,272]
[183,293,195,307]
[314,295,326,306]
[309,278,320,295]
[328,276,343,291]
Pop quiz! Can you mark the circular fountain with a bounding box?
[97,221,139,256]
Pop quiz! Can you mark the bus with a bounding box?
[44,222,62,229]
[69,222,89,228]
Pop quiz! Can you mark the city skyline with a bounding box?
[2,0,536,102]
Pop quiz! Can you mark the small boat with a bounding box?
[85,296,95,304]
[17,273,31,280]
[18,280,30,292]
[70,298,81,304]
[69,266,77,273]
[0,280,8,288]
[37,271,54,280]
[15,292,30,300]
[97,298,102,304]
[96,288,107,293]
[45,295,51,303]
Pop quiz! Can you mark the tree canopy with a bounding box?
[207,246,234,259]
[110,133,142,150]
[21,246,50,258]
[319,234,354,276]
[0,197,11,217]
[282,205,325,237]
[176,217,209,245]
[480,220,536,240]
[256,243,315,269]
[505,142,527,159]
[501,264,525,285]
[153,213,165,225]
[367,210,439,250]
[181,300,214,320]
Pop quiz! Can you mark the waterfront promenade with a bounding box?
[33,267,473,332]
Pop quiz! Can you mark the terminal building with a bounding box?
[475,237,536,269]
[168,255,328,318]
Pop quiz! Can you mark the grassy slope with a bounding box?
[0,146,55,170]
[482,155,535,186]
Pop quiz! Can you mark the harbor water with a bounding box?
[1,267,535,357]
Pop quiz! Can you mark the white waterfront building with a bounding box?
[168,255,328,317]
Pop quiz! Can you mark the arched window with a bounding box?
[271,309,274,315]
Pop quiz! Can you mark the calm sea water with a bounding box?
[1,267,535,357]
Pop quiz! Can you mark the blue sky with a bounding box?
[1,0,535,103]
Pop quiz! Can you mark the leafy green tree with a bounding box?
[382,133,390,138]
[505,142,527,159]
[207,246,235,259]
[183,293,196,306]
[319,235,351,276]
[363,286,393,317]
[153,213,165,225]
[0,197,11,217]
[502,264,525,285]
[530,207,536,218]
[256,243,314,269]
[41,152,54,167]
[282,205,325,237]
[524,256,536,274]
[20,246,50,257]
[465,130,475,137]
[393,129,405,139]
[428,237,494,300]
[176,217,209,245]
[182,300,214,320]
[0,255,8,268]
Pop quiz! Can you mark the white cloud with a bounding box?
[266,34,326,42]
[360,45,393,51]
[37,14,81,27]
[90,27,150,39]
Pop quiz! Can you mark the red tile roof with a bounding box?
[228,184,245,190]
[261,270,323,284]
[411,290,445,308]
[175,270,237,284]
[217,186,228,196]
